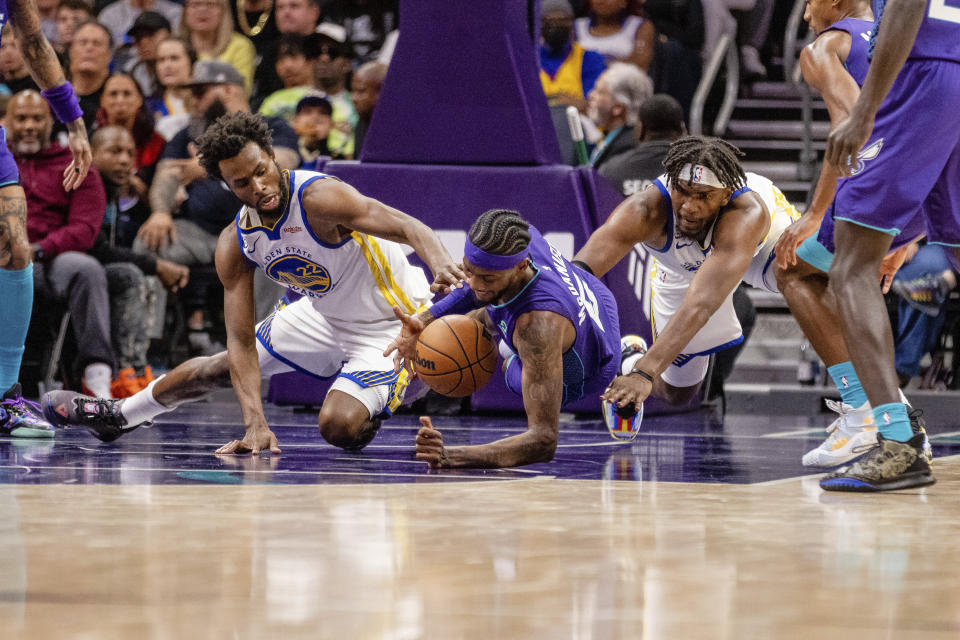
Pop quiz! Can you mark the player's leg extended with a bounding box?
[0,184,33,392]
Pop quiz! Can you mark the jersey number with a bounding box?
[929,0,960,24]
[573,273,605,332]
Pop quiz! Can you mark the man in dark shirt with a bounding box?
[0,25,40,95]
[134,60,299,351]
[598,94,686,197]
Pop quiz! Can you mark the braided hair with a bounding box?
[196,112,274,181]
[663,135,746,190]
[469,209,531,256]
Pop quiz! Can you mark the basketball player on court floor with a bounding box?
[385,209,622,469]
[42,111,464,454]
[816,0,960,491]
[573,136,802,416]
[772,0,929,470]
[0,0,91,438]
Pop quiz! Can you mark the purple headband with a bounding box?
[464,238,528,271]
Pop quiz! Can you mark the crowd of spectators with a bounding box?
[1,0,398,399]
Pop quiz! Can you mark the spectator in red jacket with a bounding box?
[7,90,115,397]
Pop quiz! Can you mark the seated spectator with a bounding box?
[890,242,959,388]
[599,93,686,196]
[291,91,333,168]
[351,60,386,158]
[700,0,772,80]
[134,60,299,352]
[0,25,40,96]
[8,91,115,398]
[539,0,606,113]
[575,0,657,71]
[54,0,95,66]
[97,0,182,49]
[251,0,321,107]
[95,72,166,191]
[88,126,189,396]
[587,61,653,170]
[257,34,318,123]
[644,0,703,117]
[121,11,172,98]
[179,0,255,94]
[311,24,356,158]
[70,21,114,132]
[149,36,196,140]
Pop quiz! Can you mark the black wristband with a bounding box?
[571,259,594,275]
[627,368,654,383]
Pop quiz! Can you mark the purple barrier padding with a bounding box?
[267,371,333,406]
[361,0,561,165]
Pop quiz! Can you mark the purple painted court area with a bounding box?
[2,402,959,486]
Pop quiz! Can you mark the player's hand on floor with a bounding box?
[216,425,281,455]
[430,262,466,294]
[602,373,652,410]
[384,306,425,373]
[415,417,448,469]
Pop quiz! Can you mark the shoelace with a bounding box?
[75,397,124,427]
[1,396,43,416]
[823,398,854,435]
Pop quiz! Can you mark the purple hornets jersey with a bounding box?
[486,227,621,405]
[873,0,960,62]
[824,18,873,85]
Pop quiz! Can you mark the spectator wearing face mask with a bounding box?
[538,0,606,114]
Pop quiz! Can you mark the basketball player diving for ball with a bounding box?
[42,112,464,454]
[385,209,622,469]
[573,136,801,414]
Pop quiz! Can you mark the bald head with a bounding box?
[7,90,53,155]
[351,61,387,118]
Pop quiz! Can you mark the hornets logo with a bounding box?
[266,256,334,294]
[850,139,883,175]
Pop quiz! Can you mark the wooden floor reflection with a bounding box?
[2,457,959,639]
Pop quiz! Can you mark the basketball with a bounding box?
[414,315,498,397]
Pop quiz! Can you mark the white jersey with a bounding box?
[236,170,432,323]
[645,171,800,293]
[574,15,645,60]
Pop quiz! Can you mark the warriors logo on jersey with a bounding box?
[265,255,334,294]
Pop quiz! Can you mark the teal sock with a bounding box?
[827,361,869,408]
[0,263,33,391]
[873,402,913,442]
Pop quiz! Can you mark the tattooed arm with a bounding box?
[415,310,574,469]
[8,0,91,190]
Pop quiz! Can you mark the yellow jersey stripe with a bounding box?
[364,235,418,314]
[351,232,402,310]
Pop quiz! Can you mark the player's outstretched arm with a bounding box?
[9,0,91,190]
[826,0,926,173]
[574,186,666,278]
[301,179,465,292]
[777,33,862,268]
[415,311,570,469]
[213,226,280,455]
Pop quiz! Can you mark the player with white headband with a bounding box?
[573,135,800,424]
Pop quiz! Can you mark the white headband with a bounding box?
[676,163,724,189]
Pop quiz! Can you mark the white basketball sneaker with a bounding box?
[802,399,878,468]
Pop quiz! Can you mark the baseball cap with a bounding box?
[295,91,333,115]
[183,61,245,88]
[127,11,171,39]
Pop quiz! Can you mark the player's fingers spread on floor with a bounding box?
[216,440,241,454]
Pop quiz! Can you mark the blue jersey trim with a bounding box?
[672,335,745,367]
[299,175,352,248]
[730,185,751,200]
[833,215,900,236]
[255,332,341,382]
[649,179,674,253]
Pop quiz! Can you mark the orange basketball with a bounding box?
[414,315,499,397]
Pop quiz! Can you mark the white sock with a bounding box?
[83,362,113,399]
[120,377,171,426]
[621,353,642,376]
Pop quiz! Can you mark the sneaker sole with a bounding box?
[820,471,936,492]
[6,426,55,438]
